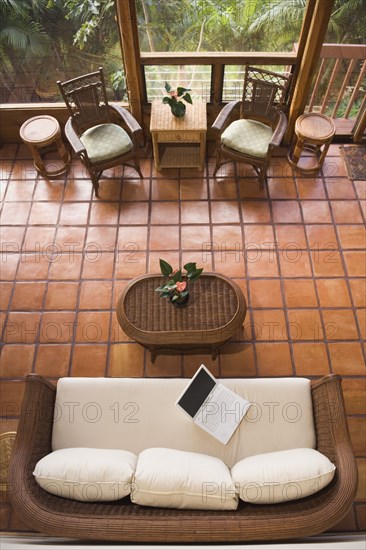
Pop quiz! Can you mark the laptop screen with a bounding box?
[177,366,216,418]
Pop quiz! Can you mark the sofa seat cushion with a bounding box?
[80,123,133,163]
[232,448,336,504]
[131,448,238,510]
[221,119,273,158]
[33,448,137,502]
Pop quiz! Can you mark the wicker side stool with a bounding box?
[20,115,71,179]
[288,112,336,173]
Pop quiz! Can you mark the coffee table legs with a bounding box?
[148,343,220,363]
[150,346,157,364]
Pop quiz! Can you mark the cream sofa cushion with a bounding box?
[131,448,238,510]
[52,377,316,468]
[221,119,273,157]
[232,448,336,504]
[33,448,137,502]
[80,123,133,163]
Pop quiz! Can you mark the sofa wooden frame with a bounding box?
[8,373,357,542]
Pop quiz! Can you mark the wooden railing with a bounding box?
[305,43,366,132]
[140,52,297,106]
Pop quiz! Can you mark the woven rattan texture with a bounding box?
[150,101,207,132]
[124,275,237,332]
[8,375,358,542]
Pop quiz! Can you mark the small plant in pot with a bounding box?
[155,259,203,307]
[162,82,193,117]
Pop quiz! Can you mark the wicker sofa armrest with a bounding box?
[310,374,358,522]
[8,375,56,525]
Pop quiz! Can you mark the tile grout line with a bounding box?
[235,164,258,378]
[298,167,333,375]
[105,166,125,377]
[31,168,68,375]
[267,164,297,377]
[325,166,366,367]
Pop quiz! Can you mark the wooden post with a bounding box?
[115,0,143,123]
[287,0,316,104]
[285,0,334,144]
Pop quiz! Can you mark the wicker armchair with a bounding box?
[8,374,358,543]
[212,65,291,188]
[57,67,143,197]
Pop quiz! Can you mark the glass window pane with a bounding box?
[324,0,366,44]
[136,0,304,53]
[1,1,125,104]
[145,66,211,102]
[223,65,290,102]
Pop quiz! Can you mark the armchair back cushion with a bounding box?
[52,378,315,468]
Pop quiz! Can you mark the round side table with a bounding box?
[20,115,71,179]
[288,113,336,173]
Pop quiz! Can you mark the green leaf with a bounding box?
[172,270,182,283]
[164,82,171,93]
[159,259,173,278]
[188,268,203,282]
[177,86,191,95]
[171,294,179,302]
[180,290,189,298]
[182,93,193,104]
[164,281,176,290]
[183,262,196,273]
[162,97,171,105]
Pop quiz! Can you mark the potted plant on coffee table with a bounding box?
[155,259,203,307]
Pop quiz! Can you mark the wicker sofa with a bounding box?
[9,373,357,543]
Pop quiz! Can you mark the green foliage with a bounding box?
[156,259,203,302]
[163,81,193,114]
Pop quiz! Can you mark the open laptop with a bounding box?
[175,365,250,445]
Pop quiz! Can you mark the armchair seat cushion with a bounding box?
[221,119,273,158]
[80,123,133,163]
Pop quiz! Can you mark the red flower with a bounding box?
[176,281,187,292]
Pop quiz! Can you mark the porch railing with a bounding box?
[305,43,366,132]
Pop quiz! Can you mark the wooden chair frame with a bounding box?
[212,65,292,188]
[57,67,143,197]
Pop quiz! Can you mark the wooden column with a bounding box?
[287,0,316,104]
[115,0,143,123]
[285,0,334,144]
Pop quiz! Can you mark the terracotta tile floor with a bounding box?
[0,142,365,532]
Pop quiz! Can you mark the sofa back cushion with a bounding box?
[52,377,316,468]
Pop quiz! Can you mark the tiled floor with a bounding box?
[0,142,365,532]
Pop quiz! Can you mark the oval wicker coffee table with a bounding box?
[116,273,247,362]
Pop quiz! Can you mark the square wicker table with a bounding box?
[150,101,207,171]
[116,273,247,363]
